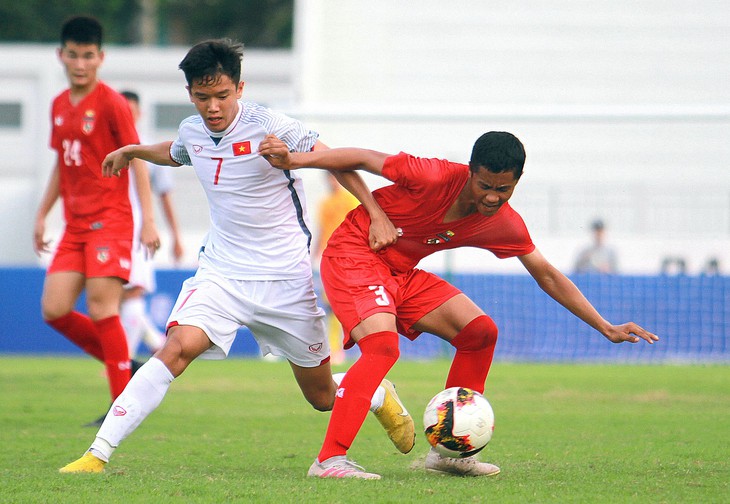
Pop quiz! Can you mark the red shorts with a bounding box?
[48,231,133,282]
[320,254,461,349]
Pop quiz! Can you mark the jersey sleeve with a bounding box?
[249,103,319,153]
[170,114,198,165]
[169,138,191,165]
[382,152,462,192]
[487,206,536,259]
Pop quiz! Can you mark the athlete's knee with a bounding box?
[358,331,400,361]
[451,315,498,352]
[301,375,336,412]
[154,330,199,377]
[307,389,335,412]
[42,305,69,322]
[41,294,73,321]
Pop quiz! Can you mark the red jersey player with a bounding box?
[259,131,659,479]
[33,16,159,426]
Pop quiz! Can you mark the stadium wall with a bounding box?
[1,1,728,275]
[2,268,726,363]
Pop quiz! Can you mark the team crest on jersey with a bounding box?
[308,343,323,353]
[96,247,110,263]
[424,230,455,245]
[82,109,96,135]
[54,115,64,126]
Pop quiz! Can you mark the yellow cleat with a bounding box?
[373,379,415,454]
[59,452,106,474]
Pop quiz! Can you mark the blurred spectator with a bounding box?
[701,257,721,276]
[120,90,184,359]
[573,219,618,274]
[661,256,687,275]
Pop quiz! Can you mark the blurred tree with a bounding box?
[0,0,294,47]
[157,0,294,47]
[0,0,142,44]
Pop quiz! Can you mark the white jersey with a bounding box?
[170,101,319,280]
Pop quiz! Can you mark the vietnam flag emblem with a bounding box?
[232,141,252,156]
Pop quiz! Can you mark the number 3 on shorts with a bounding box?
[368,285,390,306]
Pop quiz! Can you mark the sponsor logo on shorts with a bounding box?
[112,405,127,417]
[96,247,110,263]
[308,342,323,353]
[336,387,345,398]
[119,258,131,270]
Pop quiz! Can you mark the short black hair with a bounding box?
[121,90,140,104]
[179,39,244,88]
[469,131,526,179]
[61,16,103,48]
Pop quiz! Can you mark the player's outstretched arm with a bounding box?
[519,248,659,344]
[102,141,178,178]
[311,142,400,251]
[258,135,390,176]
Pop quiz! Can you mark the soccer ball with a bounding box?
[423,387,495,458]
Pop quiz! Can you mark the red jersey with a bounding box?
[323,152,535,273]
[50,81,139,236]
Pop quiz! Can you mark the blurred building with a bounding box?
[0,0,728,274]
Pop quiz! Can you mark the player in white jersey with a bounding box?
[120,90,184,360]
[61,39,414,477]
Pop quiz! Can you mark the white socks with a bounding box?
[121,296,166,358]
[89,357,174,462]
[120,297,146,358]
[332,372,385,412]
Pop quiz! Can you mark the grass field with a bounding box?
[1,356,727,503]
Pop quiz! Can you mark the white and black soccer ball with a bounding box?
[423,387,495,458]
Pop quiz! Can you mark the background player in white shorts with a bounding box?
[61,39,414,475]
[120,90,185,359]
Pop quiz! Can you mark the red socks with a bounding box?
[93,315,131,399]
[46,312,131,400]
[444,315,498,394]
[47,311,104,361]
[318,331,400,462]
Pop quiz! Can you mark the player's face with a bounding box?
[187,75,244,132]
[58,42,104,91]
[468,167,519,217]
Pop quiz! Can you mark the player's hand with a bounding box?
[172,236,184,264]
[32,218,51,256]
[140,220,161,258]
[258,134,293,170]
[603,322,659,344]
[102,147,133,178]
[368,212,402,252]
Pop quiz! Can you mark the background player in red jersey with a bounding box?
[33,16,159,425]
[259,131,659,479]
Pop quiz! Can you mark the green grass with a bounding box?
[0,357,727,503]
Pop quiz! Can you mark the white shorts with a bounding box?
[166,268,328,367]
[126,242,156,293]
